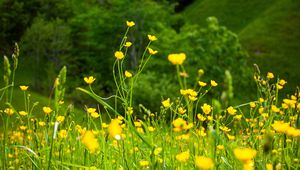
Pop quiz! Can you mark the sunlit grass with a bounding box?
[1,21,300,170]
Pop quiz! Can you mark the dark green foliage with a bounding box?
[1,0,252,111]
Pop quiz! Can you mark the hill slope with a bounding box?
[182,0,300,93]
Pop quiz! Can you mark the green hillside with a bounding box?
[182,0,300,93]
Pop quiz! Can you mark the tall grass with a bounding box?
[0,21,300,170]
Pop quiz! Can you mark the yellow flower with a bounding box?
[227,106,237,115]
[114,51,124,60]
[176,151,190,163]
[58,130,68,139]
[195,156,214,169]
[19,125,27,131]
[39,121,46,127]
[125,70,133,78]
[147,34,157,41]
[4,108,14,116]
[197,114,206,121]
[178,107,186,114]
[217,145,225,150]
[172,118,187,132]
[279,79,286,86]
[162,98,171,108]
[43,107,52,115]
[91,112,100,118]
[227,134,235,140]
[210,80,218,87]
[19,111,28,116]
[84,76,96,85]
[56,116,65,123]
[201,103,212,115]
[266,164,273,170]
[154,147,162,155]
[126,107,133,115]
[148,126,155,132]
[168,53,186,65]
[249,102,256,108]
[19,86,29,91]
[126,21,135,27]
[234,148,257,162]
[271,105,280,113]
[198,81,207,87]
[81,130,99,153]
[108,119,122,140]
[271,121,290,133]
[124,41,132,47]
[139,160,149,168]
[234,114,242,120]
[148,47,158,55]
[267,72,274,79]
[87,108,96,114]
[220,126,231,132]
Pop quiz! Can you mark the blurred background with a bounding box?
[1,0,299,112]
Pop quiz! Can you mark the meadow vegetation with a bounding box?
[1,21,300,170]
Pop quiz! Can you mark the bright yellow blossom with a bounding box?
[176,151,190,163]
[227,106,237,115]
[19,86,29,91]
[4,108,14,116]
[81,130,99,153]
[114,51,124,60]
[198,81,207,87]
[43,107,52,115]
[58,130,68,139]
[162,98,171,108]
[148,47,158,55]
[201,103,212,114]
[267,72,274,79]
[124,41,132,47]
[126,21,135,27]
[210,80,218,87]
[195,156,214,169]
[125,71,133,78]
[147,34,157,41]
[139,160,149,168]
[56,116,65,123]
[234,148,257,162]
[84,76,96,85]
[168,53,186,65]
[178,107,186,114]
[19,111,28,116]
[108,119,122,140]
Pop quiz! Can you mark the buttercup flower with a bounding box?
[126,21,135,27]
[84,76,96,85]
[148,34,157,41]
[114,51,124,60]
[210,80,218,87]
[168,53,186,65]
[19,111,28,116]
[201,103,212,115]
[19,86,29,91]
[195,156,214,169]
[124,41,132,47]
[43,107,52,115]
[148,47,158,55]
[162,98,171,108]
[125,71,133,78]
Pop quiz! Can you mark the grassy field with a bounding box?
[182,0,300,93]
[1,22,300,169]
